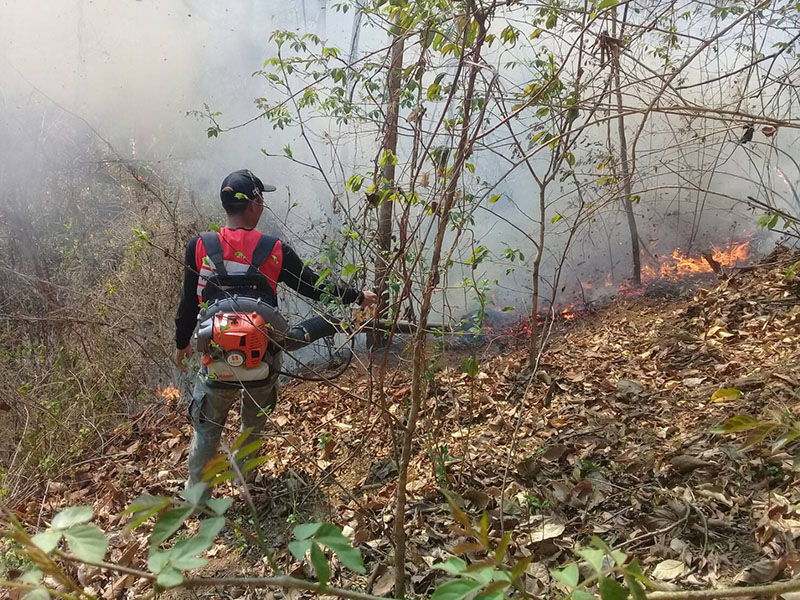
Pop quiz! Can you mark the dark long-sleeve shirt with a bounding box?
[175,234,362,349]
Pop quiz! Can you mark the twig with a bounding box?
[647,578,800,600]
[614,501,691,550]
[183,574,396,600]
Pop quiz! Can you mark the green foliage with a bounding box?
[30,506,108,563]
[711,411,800,458]
[460,356,480,377]
[289,522,366,586]
[710,387,742,402]
[758,212,780,229]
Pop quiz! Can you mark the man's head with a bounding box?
[220,169,277,226]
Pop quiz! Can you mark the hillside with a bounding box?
[4,246,800,598]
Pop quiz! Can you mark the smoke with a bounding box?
[1,0,798,326]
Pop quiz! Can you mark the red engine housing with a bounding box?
[211,312,269,368]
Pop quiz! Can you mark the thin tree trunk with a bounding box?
[527,185,546,369]
[393,6,488,596]
[370,31,405,349]
[612,12,641,285]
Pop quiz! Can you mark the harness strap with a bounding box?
[199,231,228,277]
[248,235,279,278]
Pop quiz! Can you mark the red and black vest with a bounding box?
[195,228,283,305]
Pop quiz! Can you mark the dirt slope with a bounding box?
[5,246,800,598]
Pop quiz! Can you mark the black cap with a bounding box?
[220,169,277,207]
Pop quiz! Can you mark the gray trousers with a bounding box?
[186,355,281,500]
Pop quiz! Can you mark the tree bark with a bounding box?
[613,11,641,285]
[370,31,405,349]
[393,6,489,596]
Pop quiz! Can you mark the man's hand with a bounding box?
[359,290,379,307]
[176,346,192,373]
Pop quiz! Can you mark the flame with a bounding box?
[561,305,578,320]
[643,241,750,281]
[159,385,180,403]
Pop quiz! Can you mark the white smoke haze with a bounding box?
[2,0,798,324]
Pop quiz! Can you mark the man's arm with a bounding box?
[279,244,375,305]
[175,237,200,361]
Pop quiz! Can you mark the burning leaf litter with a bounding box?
[5,245,800,598]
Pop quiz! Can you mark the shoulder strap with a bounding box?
[247,235,280,277]
[199,231,228,277]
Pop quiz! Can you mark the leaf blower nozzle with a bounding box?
[282,315,343,351]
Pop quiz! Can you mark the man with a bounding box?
[175,168,377,497]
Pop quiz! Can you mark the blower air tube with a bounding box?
[283,315,342,351]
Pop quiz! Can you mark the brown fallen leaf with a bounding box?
[652,559,686,581]
[734,556,786,584]
[671,454,713,473]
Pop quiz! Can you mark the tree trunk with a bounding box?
[527,185,546,369]
[393,7,488,596]
[370,31,405,349]
[611,12,641,285]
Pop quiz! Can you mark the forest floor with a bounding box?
[5,246,800,600]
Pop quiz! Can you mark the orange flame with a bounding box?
[561,305,578,320]
[643,241,750,281]
[159,386,180,403]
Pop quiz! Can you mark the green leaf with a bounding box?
[623,560,652,587]
[510,557,532,581]
[209,222,221,233]
[434,557,468,574]
[475,580,510,600]
[741,423,778,449]
[31,530,62,554]
[294,522,323,540]
[310,543,331,587]
[148,549,171,573]
[551,213,564,223]
[22,589,51,600]
[599,577,628,600]
[124,494,170,515]
[127,505,167,531]
[625,575,647,600]
[611,550,627,566]
[461,356,479,377]
[598,0,618,8]
[577,547,605,573]
[196,516,225,545]
[551,563,580,589]
[710,388,741,403]
[64,524,108,562]
[151,507,193,547]
[206,497,234,516]
[590,536,612,553]
[242,455,270,474]
[463,564,494,584]
[289,538,313,560]
[157,566,184,588]
[235,440,263,462]
[709,414,760,434]
[431,579,483,600]
[313,523,365,573]
[20,567,43,584]
[772,429,800,451]
[52,506,93,531]
[230,428,252,452]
